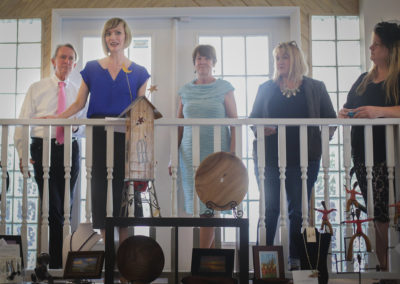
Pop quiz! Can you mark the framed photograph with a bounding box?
[191,248,234,277]
[0,235,23,268]
[63,251,104,280]
[253,246,284,280]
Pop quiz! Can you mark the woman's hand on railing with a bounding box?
[168,160,173,176]
[338,108,352,118]
[264,126,277,136]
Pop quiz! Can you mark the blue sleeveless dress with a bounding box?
[178,78,234,215]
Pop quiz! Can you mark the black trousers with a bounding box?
[30,138,80,269]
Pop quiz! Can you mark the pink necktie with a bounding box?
[56,81,66,144]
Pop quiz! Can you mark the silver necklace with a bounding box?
[302,230,321,278]
[281,87,299,98]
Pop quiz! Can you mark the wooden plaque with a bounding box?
[195,152,248,211]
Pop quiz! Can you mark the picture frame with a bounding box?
[63,251,104,280]
[0,235,23,269]
[191,248,235,277]
[253,246,284,280]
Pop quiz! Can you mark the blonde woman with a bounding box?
[250,41,336,269]
[339,21,400,270]
[50,18,149,244]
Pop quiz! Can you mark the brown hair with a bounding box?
[192,45,217,65]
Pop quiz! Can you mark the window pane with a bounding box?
[17,69,40,94]
[0,69,16,93]
[337,16,360,40]
[312,16,335,40]
[18,43,41,68]
[82,37,103,66]
[0,44,16,67]
[130,37,152,74]
[247,76,268,116]
[18,19,41,42]
[329,92,338,112]
[246,36,269,75]
[337,41,360,66]
[338,92,348,109]
[312,67,337,92]
[312,41,336,66]
[0,94,15,118]
[247,159,259,200]
[338,67,361,92]
[225,76,245,117]
[199,36,222,76]
[0,19,17,42]
[248,200,259,243]
[222,37,245,75]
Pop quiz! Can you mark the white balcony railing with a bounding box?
[1,117,400,277]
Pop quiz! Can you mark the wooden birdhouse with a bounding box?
[120,96,162,181]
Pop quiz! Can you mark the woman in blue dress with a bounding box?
[52,18,149,244]
[174,45,238,248]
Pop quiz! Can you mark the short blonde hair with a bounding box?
[272,41,308,85]
[101,18,132,55]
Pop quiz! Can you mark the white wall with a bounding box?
[360,0,400,70]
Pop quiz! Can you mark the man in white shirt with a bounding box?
[14,44,86,269]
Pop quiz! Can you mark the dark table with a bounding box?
[105,217,249,284]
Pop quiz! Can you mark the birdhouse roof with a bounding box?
[119,96,162,119]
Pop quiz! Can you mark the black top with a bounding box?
[293,229,331,284]
[264,84,308,166]
[344,72,399,163]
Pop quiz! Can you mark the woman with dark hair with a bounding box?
[339,21,400,270]
[250,41,336,269]
[171,44,238,248]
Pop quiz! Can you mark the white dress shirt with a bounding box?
[14,74,87,158]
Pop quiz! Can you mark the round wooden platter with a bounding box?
[195,151,248,211]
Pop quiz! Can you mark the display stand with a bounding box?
[104,217,249,284]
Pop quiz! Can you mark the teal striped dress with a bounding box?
[178,78,234,215]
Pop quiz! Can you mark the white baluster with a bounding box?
[41,127,50,253]
[21,125,29,267]
[278,125,288,264]
[342,125,353,272]
[0,125,8,234]
[364,125,376,268]
[321,126,332,271]
[192,126,200,217]
[85,126,93,223]
[63,125,72,239]
[300,125,309,230]
[170,126,178,217]
[235,125,244,215]
[106,126,114,218]
[386,125,399,272]
[256,125,266,245]
[213,125,221,153]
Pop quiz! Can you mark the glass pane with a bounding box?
[0,69,16,93]
[18,19,41,42]
[222,37,245,75]
[248,200,259,243]
[330,145,339,171]
[247,158,259,200]
[0,19,17,42]
[13,198,22,222]
[130,37,152,75]
[312,67,337,92]
[18,43,41,68]
[329,92,338,112]
[312,41,336,66]
[246,36,269,75]
[338,41,360,66]
[17,69,40,94]
[27,198,38,222]
[338,92,348,109]
[312,16,335,40]
[27,224,37,249]
[199,36,222,76]
[0,94,15,118]
[337,16,360,40]
[224,76,245,117]
[82,37,103,66]
[338,67,361,92]
[0,44,16,67]
[247,76,268,117]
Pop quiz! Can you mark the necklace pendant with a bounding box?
[309,270,319,278]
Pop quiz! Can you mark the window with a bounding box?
[311,15,362,271]
[0,18,42,269]
[199,35,269,243]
